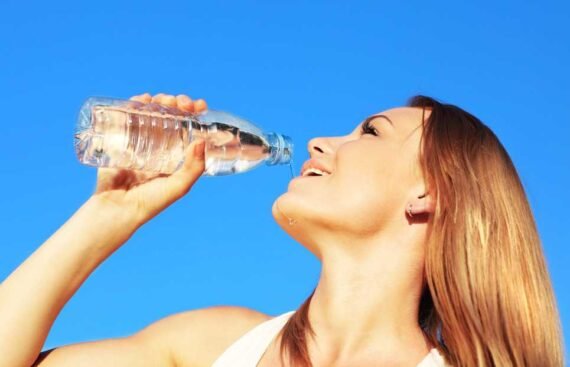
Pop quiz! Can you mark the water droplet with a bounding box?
[288,158,296,180]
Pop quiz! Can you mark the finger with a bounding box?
[161,94,177,107]
[194,99,208,113]
[176,94,195,112]
[151,93,166,104]
[129,93,152,103]
[127,94,149,109]
[167,139,206,198]
[139,93,152,103]
[152,93,176,108]
[129,94,147,102]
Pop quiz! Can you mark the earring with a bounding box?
[407,203,414,217]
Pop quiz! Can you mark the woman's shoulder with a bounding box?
[134,306,272,367]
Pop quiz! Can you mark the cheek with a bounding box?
[335,144,397,199]
[327,171,391,233]
[322,191,386,237]
[331,147,411,229]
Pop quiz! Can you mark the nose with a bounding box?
[308,133,352,157]
[307,137,332,157]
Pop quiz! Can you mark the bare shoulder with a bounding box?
[134,306,271,367]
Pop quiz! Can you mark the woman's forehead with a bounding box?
[356,107,428,132]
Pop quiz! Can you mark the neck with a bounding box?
[305,233,431,364]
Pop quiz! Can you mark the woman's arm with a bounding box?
[32,306,271,367]
[0,93,210,367]
[0,197,141,367]
[0,195,270,367]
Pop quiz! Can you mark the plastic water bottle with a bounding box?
[74,97,293,176]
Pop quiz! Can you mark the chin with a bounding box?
[271,195,291,226]
[270,200,280,222]
[270,196,324,259]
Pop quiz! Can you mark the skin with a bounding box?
[267,107,436,366]
[0,93,435,367]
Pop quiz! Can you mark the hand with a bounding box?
[91,93,209,228]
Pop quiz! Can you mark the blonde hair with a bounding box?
[277,95,565,366]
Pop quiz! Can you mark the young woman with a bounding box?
[0,93,563,367]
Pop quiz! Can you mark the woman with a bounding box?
[0,93,563,367]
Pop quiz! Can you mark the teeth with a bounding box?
[302,167,329,177]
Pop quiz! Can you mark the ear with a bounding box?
[407,193,436,216]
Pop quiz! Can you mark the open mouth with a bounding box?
[301,167,331,178]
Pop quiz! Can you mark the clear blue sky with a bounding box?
[1,0,568,356]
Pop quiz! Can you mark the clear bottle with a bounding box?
[74,97,293,176]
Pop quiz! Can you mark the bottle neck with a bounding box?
[265,132,293,165]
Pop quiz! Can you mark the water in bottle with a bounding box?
[74,97,294,176]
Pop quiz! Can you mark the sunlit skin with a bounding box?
[130,92,208,113]
[268,107,437,366]
[122,94,438,365]
[91,93,209,226]
[142,93,438,365]
[0,92,441,367]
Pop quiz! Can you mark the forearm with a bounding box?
[0,197,139,367]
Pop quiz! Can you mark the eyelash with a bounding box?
[361,120,380,136]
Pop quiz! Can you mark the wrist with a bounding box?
[83,195,142,235]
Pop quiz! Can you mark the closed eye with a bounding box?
[360,119,380,136]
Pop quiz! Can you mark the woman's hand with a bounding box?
[92,93,209,228]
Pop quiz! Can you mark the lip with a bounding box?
[288,173,323,190]
[300,159,332,177]
[289,173,328,185]
[292,174,322,180]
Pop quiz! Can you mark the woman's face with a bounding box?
[272,107,430,255]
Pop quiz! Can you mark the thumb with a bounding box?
[167,139,207,196]
[183,138,206,173]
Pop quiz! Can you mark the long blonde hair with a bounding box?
[277,95,565,366]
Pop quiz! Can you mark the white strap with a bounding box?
[212,310,295,367]
[416,348,449,367]
[212,310,448,367]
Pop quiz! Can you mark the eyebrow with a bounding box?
[360,114,394,129]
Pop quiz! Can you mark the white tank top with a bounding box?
[212,310,448,367]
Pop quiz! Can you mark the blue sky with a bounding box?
[0,0,568,357]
